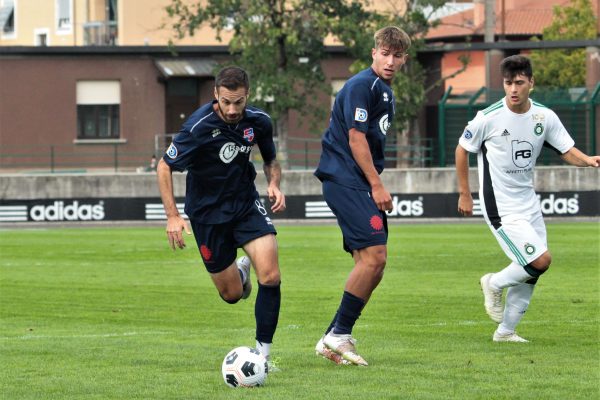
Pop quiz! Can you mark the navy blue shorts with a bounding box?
[322,180,388,253]
[190,198,277,273]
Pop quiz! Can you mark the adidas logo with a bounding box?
[212,129,221,137]
[501,129,510,136]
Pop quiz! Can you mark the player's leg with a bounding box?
[234,200,280,366]
[189,220,247,303]
[493,214,550,342]
[483,215,549,340]
[319,181,388,366]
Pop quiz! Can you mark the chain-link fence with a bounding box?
[437,83,600,167]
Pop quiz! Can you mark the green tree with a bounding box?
[529,0,597,88]
[165,0,376,167]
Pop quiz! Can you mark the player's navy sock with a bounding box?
[332,291,365,335]
[255,282,281,344]
[325,309,339,335]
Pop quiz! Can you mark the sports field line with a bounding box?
[2,319,596,341]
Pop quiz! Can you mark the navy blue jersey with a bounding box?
[163,101,276,224]
[314,68,395,190]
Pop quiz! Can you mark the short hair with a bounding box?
[500,55,533,80]
[374,26,411,53]
[215,66,249,92]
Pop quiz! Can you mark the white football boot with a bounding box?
[236,256,252,299]
[315,335,351,365]
[493,330,529,343]
[480,273,503,323]
[323,331,368,366]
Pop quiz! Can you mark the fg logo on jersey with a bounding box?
[166,143,178,159]
[354,108,368,122]
[512,140,533,168]
[379,114,390,135]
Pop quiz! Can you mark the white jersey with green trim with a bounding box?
[458,97,574,222]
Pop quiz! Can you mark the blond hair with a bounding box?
[374,26,411,53]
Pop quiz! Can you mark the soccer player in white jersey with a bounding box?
[455,55,600,342]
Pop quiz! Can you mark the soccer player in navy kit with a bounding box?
[157,66,286,366]
[313,26,411,366]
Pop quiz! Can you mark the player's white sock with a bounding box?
[256,341,271,359]
[496,283,535,334]
[490,262,532,290]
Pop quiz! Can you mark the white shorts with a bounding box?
[487,212,548,266]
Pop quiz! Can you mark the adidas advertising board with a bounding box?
[0,192,597,223]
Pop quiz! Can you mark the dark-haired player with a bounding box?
[455,55,599,342]
[157,66,285,366]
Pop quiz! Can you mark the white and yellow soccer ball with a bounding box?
[221,346,268,388]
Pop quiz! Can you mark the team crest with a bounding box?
[524,243,536,255]
[534,123,543,136]
[243,127,255,142]
[463,129,473,139]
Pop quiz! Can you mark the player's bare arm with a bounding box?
[263,160,286,213]
[560,147,600,168]
[157,158,191,250]
[455,144,473,216]
[349,128,392,211]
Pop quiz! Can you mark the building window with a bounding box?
[330,79,346,108]
[34,28,49,46]
[0,0,15,36]
[76,81,121,139]
[56,0,71,31]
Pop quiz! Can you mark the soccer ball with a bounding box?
[221,346,268,388]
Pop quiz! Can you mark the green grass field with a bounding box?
[1,222,598,399]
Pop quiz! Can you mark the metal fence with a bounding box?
[438,83,600,167]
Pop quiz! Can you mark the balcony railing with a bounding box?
[83,21,118,46]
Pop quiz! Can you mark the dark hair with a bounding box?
[500,55,533,80]
[215,66,249,92]
[374,26,411,53]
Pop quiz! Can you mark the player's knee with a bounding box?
[524,252,551,278]
[258,269,281,286]
[530,251,552,271]
[219,290,242,304]
[363,252,387,276]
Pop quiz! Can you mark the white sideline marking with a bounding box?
[1,331,173,341]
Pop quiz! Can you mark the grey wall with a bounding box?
[0,166,598,200]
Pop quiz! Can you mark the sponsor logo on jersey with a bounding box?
[219,142,240,163]
[219,142,252,163]
[243,127,255,142]
[501,129,510,137]
[212,129,221,137]
[463,129,473,139]
[383,92,389,102]
[30,201,105,221]
[537,193,580,215]
[512,140,533,168]
[166,143,178,159]
[379,114,390,135]
[532,113,545,122]
[524,243,536,255]
[534,123,544,136]
[354,108,368,122]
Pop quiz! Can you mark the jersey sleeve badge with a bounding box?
[354,108,368,122]
[166,143,178,159]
